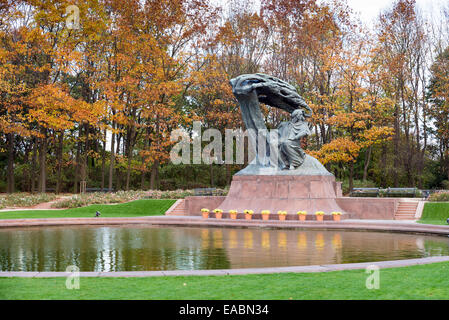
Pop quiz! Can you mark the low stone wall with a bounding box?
[184,196,401,220]
[184,196,226,216]
[336,197,400,220]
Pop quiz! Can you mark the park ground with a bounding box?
[1,261,449,299]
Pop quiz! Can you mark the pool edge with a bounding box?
[1,256,449,277]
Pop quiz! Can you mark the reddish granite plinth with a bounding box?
[215,175,347,219]
[336,197,399,220]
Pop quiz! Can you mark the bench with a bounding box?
[385,187,418,198]
[350,188,380,197]
[194,188,216,196]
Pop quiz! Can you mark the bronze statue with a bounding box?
[279,109,311,170]
[230,73,331,176]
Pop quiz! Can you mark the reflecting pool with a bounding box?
[1,225,448,271]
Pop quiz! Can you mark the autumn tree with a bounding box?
[428,46,449,183]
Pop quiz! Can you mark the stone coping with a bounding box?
[0,216,449,235]
[1,256,449,278]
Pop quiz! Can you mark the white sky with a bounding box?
[219,0,449,24]
[346,0,448,24]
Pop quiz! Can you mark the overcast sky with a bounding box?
[221,0,448,24]
[346,0,447,23]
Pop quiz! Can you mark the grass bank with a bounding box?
[419,202,449,225]
[1,261,449,299]
[0,199,175,219]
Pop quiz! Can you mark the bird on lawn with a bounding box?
[95,211,101,217]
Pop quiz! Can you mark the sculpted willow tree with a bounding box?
[229,73,330,175]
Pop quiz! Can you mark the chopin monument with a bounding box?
[218,73,346,220]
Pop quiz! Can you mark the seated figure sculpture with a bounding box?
[279,109,311,170]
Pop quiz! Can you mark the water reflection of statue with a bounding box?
[279,109,311,170]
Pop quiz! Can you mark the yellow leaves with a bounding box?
[328,111,370,128]
[26,84,103,130]
[359,126,394,147]
[213,99,224,106]
[315,137,361,165]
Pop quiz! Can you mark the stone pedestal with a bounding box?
[217,175,347,219]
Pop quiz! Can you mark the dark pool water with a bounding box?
[0,225,448,272]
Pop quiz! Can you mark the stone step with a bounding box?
[394,201,419,220]
[165,199,186,216]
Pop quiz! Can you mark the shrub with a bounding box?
[50,188,229,208]
[51,191,148,208]
[428,192,449,202]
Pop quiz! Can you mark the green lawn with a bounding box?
[0,199,175,219]
[1,261,449,299]
[419,202,449,225]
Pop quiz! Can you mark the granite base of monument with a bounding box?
[217,174,348,220]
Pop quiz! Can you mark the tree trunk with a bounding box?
[140,144,147,190]
[108,122,116,192]
[363,146,372,182]
[140,168,146,190]
[101,128,106,191]
[348,162,354,193]
[115,130,121,190]
[150,160,159,190]
[56,131,64,194]
[22,143,30,192]
[393,103,400,187]
[126,154,132,191]
[80,123,90,186]
[6,132,14,193]
[125,129,134,191]
[74,129,81,193]
[31,136,37,193]
[446,150,449,180]
[38,129,47,193]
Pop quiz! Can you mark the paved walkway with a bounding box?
[1,256,448,278]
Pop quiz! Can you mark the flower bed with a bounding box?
[428,192,449,202]
[0,193,58,209]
